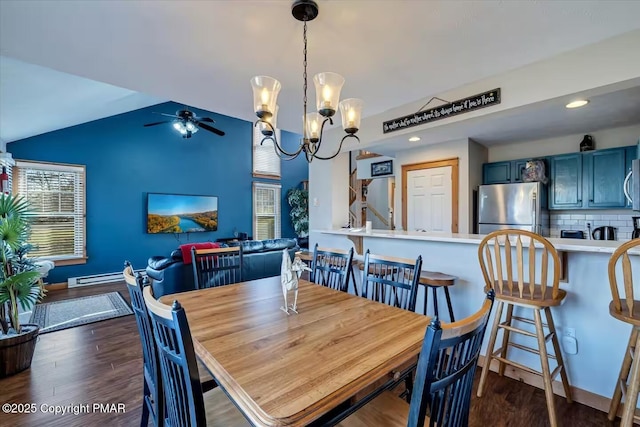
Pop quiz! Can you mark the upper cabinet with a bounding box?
[483,145,637,210]
[549,153,583,209]
[583,148,626,208]
[482,161,511,184]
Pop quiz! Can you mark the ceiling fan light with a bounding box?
[186,121,196,132]
[314,72,344,118]
[251,76,281,119]
[173,122,182,131]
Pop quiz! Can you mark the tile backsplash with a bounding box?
[550,211,637,241]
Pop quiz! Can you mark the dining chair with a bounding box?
[607,238,640,426]
[311,243,355,293]
[361,250,422,312]
[123,261,162,427]
[338,289,495,427]
[142,285,249,427]
[476,229,571,427]
[191,246,243,289]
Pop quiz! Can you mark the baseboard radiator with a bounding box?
[68,269,146,288]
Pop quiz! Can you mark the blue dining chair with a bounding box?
[142,285,248,427]
[361,250,422,312]
[338,290,495,427]
[311,244,355,293]
[123,262,219,427]
[191,246,243,289]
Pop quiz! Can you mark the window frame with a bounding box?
[14,159,87,266]
[252,182,281,241]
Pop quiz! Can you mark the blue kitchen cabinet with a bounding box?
[549,153,583,209]
[483,161,511,184]
[512,159,529,183]
[583,148,626,208]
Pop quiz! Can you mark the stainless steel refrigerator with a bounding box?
[478,182,549,235]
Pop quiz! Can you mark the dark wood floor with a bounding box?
[0,282,621,426]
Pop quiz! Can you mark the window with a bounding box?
[253,125,281,179]
[14,160,86,263]
[253,182,281,240]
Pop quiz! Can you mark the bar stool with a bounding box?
[418,271,457,321]
[476,229,571,427]
[295,250,313,281]
[607,238,640,426]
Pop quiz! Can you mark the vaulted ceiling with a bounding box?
[1,1,640,141]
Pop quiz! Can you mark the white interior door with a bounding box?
[407,166,452,232]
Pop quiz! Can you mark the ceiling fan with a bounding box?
[144,109,225,138]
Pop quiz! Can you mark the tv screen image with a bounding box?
[147,193,218,234]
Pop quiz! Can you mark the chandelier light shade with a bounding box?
[251,0,363,162]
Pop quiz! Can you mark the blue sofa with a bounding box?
[146,238,299,297]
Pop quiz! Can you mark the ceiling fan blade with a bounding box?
[154,112,180,118]
[144,120,170,127]
[198,122,225,136]
[199,117,215,123]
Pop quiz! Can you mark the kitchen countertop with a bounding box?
[317,228,632,254]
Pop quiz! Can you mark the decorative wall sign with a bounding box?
[371,160,393,177]
[382,88,501,134]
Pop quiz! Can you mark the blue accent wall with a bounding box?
[8,101,307,283]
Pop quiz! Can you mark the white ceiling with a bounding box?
[0,56,163,142]
[1,0,640,139]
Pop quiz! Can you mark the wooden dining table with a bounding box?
[161,276,429,426]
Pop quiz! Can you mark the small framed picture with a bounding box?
[371,160,393,177]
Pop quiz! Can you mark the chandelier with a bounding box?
[251,0,364,162]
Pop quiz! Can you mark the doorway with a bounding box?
[402,158,459,233]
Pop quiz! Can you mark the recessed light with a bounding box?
[408,136,421,142]
[566,100,589,109]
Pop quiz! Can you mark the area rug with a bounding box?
[30,292,133,334]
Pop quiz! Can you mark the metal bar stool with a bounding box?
[418,271,457,322]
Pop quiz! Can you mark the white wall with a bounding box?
[366,178,391,229]
[394,138,471,232]
[468,140,488,232]
[488,123,640,162]
[356,155,394,180]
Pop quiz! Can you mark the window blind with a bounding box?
[15,160,85,260]
[254,183,281,240]
[253,125,281,177]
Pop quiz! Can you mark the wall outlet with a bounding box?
[564,327,575,338]
[313,197,319,207]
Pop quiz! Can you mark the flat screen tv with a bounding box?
[147,193,218,234]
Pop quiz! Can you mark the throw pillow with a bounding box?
[179,242,219,264]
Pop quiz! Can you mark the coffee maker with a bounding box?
[633,217,640,239]
[592,226,617,240]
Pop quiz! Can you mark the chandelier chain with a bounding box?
[302,19,308,142]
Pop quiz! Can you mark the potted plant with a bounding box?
[0,194,44,378]
[287,188,309,248]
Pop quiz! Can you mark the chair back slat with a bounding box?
[529,237,536,299]
[541,249,548,300]
[516,235,524,298]
[493,239,503,294]
[478,230,560,303]
[407,290,495,427]
[143,286,207,427]
[361,251,422,312]
[505,237,513,293]
[609,239,639,317]
[123,262,163,427]
[192,246,243,289]
[311,244,354,292]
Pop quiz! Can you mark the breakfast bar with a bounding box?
[311,228,640,413]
